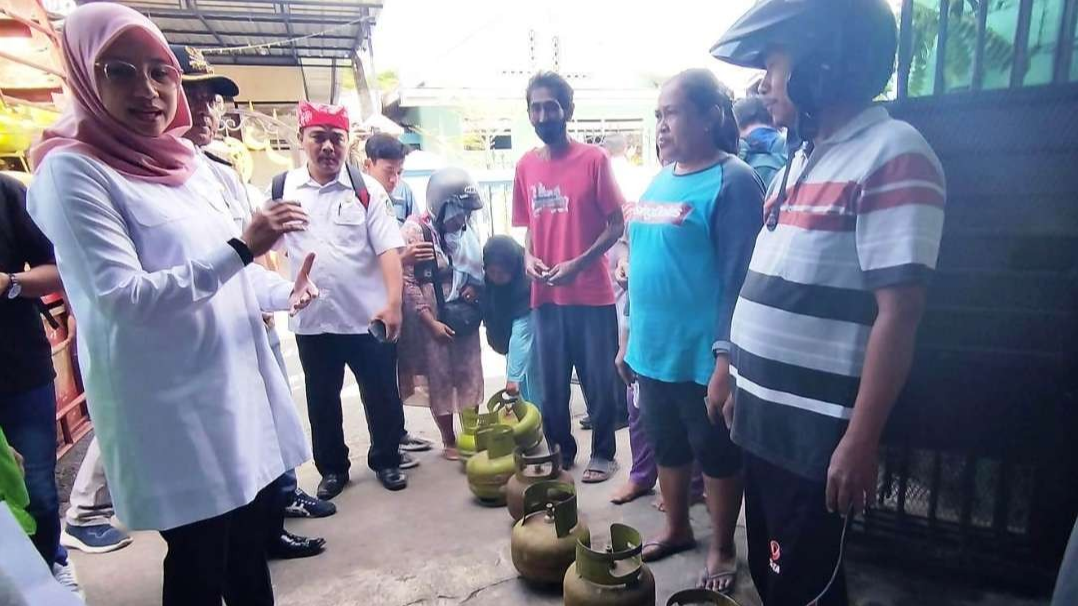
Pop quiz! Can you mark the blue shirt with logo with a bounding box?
[625,158,764,386]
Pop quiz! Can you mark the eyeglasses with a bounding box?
[185,87,225,112]
[95,60,181,90]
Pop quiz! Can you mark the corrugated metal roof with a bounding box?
[110,0,381,68]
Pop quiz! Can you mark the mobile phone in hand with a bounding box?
[370,319,389,343]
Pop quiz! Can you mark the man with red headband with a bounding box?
[270,101,408,498]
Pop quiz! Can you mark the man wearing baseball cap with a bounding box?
[271,101,409,498]
[170,44,337,561]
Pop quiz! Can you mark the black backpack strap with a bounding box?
[271,171,287,201]
[345,163,370,209]
[418,222,447,314]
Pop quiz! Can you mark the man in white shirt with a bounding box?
[273,101,408,498]
[170,46,337,562]
[362,133,436,460]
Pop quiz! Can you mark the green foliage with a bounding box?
[376,70,400,93]
[908,0,1016,95]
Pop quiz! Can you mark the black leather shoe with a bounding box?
[376,467,408,491]
[316,472,349,501]
[267,531,326,560]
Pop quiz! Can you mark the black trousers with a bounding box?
[637,376,741,478]
[159,484,275,606]
[744,453,849,606]
[534,304,619,464]
[263,472,296,548]
[295,333,405,474]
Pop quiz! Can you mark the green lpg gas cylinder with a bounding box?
[510,481,589,585]
[563,524,656,606]
[666,589,740,605]
[465,425,516,506]
[506,444,574,521]
[486,389,543,452]
[457,406,498,468]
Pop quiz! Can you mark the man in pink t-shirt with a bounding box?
[511,71,626,482]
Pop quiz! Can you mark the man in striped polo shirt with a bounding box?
[712,1,946,604]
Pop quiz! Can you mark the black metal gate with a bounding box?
[855,0,1078,593]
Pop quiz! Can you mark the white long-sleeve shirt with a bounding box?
[27,151,310,531]
[273,167,403,335]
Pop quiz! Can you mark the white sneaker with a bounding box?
[52,561,84,598]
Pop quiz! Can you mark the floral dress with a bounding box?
[397,214,484,417]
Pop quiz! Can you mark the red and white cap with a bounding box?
[297,100,349,131]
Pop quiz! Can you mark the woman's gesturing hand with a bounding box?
[243,202,309,257]
[289,252,319,316]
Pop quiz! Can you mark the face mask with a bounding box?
[443,231,462,254]
[439,203,468,243]
[535,120,567,144]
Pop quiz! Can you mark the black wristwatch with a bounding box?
[3,273,21,299]
[227,238,255,266]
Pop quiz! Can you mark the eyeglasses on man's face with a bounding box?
[184,86,225,113]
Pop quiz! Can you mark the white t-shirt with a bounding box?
[273,166,404,335]
[28,151,310,530]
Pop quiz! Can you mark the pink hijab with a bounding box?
[29,3,195,186]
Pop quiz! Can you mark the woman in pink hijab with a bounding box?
[28,4,317,604]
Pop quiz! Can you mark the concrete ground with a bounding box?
[59,327,1049,606]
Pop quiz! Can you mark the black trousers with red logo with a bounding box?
[744,453,849,606]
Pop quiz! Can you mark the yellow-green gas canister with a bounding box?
[563,524,656,606]
[486,389,543,452]
[510,481,589,585]
[506,444,574,521]
[457,406,498,468]
[666,589,740,605]
[465,425,516,505]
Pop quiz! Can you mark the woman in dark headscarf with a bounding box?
[482,236,541,406]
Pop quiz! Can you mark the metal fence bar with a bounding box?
[993,457,1011,536]
[928,450,943,530]
[1011,0,1035,88]
[897,446,911,518]
[897,0,915,99]
[970,0,990,91]
[960,453,976,529]
[1055,0,1078,84]
[934,0,951,94]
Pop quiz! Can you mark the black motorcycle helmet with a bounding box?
[711,0,898,132]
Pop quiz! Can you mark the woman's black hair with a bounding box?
[670,68,739,155]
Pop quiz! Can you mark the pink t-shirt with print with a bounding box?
[512,140,625,308]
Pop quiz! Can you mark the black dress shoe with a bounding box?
[267,531,326,560]
[376,467,408,491]
[316,472,349,501]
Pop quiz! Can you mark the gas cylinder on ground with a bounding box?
[506,444,574,521]
[666,589,740,605]
[486,389,543,452]
[510,481,589,585]
[465,425,516,506]
[563,523,656,606]
[457,406,498,468]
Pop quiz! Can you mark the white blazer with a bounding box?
[28,151,310,531]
